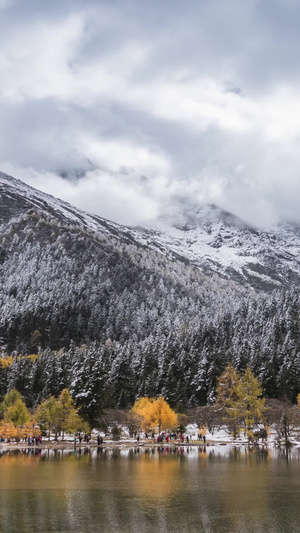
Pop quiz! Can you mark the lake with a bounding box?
[0,445,300,532]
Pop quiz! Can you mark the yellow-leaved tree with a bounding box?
[35,389,89,440]
[216,363,243,438]
[216,364,266,440]
[131,397,155,432]
[241,367,266,439]
[132,396,178,434]
[35,396,63,440]
[0,389,33,440]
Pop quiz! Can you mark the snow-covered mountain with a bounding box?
[1,170,240,353]
[2,171,300,407]
[1,171,300,291]
[137,205,300,291]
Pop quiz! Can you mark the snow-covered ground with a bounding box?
[1,425,300,449]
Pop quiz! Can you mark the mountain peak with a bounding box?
[157,201,251,233]
[1,170,300,292]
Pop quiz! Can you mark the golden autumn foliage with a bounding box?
[0,421,41,441]
[198,424,206,436]
[0,422,16,440]
[0,389,37,440]
[0,388,88,442]
[131,397,156,431]
[132,396,178,433]
[26,354,41,362]
[0,354,41,369]
[0,356,13,368]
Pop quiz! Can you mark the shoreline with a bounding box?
[0,439,276,451]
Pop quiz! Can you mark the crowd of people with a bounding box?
[133,431,206,444]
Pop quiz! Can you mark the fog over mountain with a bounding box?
[1,0,300,228]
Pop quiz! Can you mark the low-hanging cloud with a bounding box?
[1,0,300,229]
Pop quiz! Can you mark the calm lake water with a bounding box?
[0,445,300,532]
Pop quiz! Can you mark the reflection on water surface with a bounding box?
[0,446,300,532]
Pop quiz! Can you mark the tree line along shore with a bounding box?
[0,365,299,448]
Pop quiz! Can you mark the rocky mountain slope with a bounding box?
[2,171,300,293]
[139,206,300,291]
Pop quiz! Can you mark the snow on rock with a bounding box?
[1,170,300,291]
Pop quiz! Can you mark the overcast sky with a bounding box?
[0,0,300,227]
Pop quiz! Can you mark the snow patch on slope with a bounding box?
[1,170,300,291]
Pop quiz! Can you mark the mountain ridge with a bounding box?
[0,170,242,354]
[1,171,300,291]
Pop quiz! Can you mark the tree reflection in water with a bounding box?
[0,446,299,532]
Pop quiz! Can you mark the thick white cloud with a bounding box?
[0,13,86,102]
[1,163,159,225]
[1,0,300,228]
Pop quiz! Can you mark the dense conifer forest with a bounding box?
[0,286,299,425]
[0,175,300,419]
